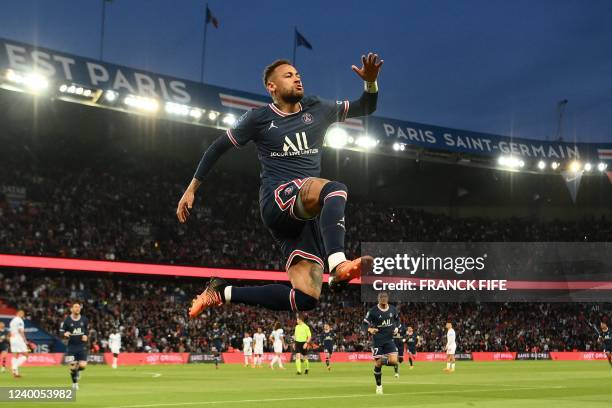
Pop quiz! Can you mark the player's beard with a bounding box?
[279,88,303,104]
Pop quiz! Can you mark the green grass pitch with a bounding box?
[4,362,612,408]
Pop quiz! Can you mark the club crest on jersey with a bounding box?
[301,113,313,124]
[284,186,294,196]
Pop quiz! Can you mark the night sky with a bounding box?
[1,0,611,142]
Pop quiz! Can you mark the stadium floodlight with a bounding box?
[124,95,159,113]
[597,162,608,172]
[59,83,95,99]
[222,114,236,126]
[207,111,219,121]
[104,90,118,102]
[355,135,377,149]
[400,144,406,151]
[551,161,560,170]
[569,160,581,173]
[165,102,190,116]
[584,163,593,172]
[5,69,49,93]
[326,127,349,149]
[392,142,400,151]
[347,136,355,144]
[189,108,203,120]
[497,155,523,169]
[537,160,547,170]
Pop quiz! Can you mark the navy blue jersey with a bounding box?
[60,315,88,349]
[363,305,400,344]
[211,328,223,349]
[226,96,351,197]
[320,330,335,348]
[602,329,612,350]
[406,332,418,350]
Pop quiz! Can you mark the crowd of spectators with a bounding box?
[1,134,610,355]
[1,270,608,354]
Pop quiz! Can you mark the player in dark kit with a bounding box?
[362,292,399,395]
[392,321,406,378]
[210,323,223,369]
[599,322,612,368]
[405,326,420,370]
[320,323,335,371]
[0,322,8,372]
[179,53,383,318]
[60,303,89,390]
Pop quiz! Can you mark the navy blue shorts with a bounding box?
[371,340,398,359]
[260,178,326,272]
[65,349,88,363]
[394,339,404,356]
[212,340,222,353]
[407,347,417,355]
[323,343,333,355]
[0,343,8,352]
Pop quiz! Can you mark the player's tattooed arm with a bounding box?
[308,263,323,293]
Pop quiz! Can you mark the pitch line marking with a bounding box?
[106,385,566,408]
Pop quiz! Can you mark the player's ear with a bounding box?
[266,80,276,95]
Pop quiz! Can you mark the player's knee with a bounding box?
[398,356,404,363]
[318,181,348,206]
[291,288,318,311]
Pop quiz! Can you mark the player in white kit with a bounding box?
[108,330,121,369]
[242,332,254,367]
[9,310,29,378]
[253,327,266,368]
[443,322,456,372]
[269,322,285,369]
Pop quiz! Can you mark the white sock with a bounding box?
[224,286,232,303]
[451,363,455,369]
[18,355,27,367]
[328,252,347,272]
[11,357,17,371]
[446,362,451,369]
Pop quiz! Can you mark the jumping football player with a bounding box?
[180,53,383,317]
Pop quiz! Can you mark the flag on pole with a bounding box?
[295,29,312,50]
[561,170,584,203]
[206,6,219,28]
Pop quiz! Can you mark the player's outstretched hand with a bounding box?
[351,52,384,82]
[368,327,379,334]
[176,190,195,223]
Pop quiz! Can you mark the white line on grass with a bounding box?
[106,385,566,408]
